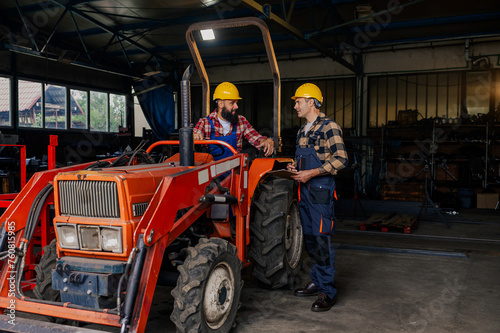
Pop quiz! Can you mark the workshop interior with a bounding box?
[0,1,498,333]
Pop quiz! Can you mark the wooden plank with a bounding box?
[360,213,418,233]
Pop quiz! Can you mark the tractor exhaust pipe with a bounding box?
[179,65,194,167]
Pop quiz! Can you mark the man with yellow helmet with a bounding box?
[193,82,274,160]
[287,83,348,312]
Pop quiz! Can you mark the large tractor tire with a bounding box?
[33,239,60,301]
[171,238,242,333]
[249,176,304,289]
[33,239,73,325]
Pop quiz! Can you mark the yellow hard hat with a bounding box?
[291,83,323,103]
[213,82,242,100]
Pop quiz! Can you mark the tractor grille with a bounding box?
[132,202,149,217]
[59,180,120,218]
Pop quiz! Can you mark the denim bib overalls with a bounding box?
[208,118,237,161]
[295,119,337,299]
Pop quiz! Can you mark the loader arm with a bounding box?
[136,152,249,248]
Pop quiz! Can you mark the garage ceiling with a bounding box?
[0,0,499,78]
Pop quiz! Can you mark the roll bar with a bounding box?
[186,17,281,151]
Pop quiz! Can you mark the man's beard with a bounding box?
[221,107,239,124]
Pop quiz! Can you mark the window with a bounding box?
[283,78,356,130]
[496,70,500,111]
[109,94,126,132]
[90,91,108,132]
[0,77,10,126]
[466,72,491,116]
[18,80,43,128]
[70,89,88,129]
[323,79,355,129]
[15,80,127,132]
[369,72,462,127]
[45,84,67,129]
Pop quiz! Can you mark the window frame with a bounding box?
[0,75,13,128]
[7,76,129,133]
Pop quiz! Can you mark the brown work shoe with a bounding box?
[293,282,319,297]
[311,293,335,312]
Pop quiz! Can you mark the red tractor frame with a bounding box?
[0,17,303,333]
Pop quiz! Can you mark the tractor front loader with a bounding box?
[0,17,303,333]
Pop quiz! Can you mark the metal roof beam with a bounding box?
[55,6,256,39]
[68,9,92,63]
[54,1,314,39]
[41,8,68,52]
[0,41,141,79]
[286,0,297,22]
[0,0,100,17]
[308,0,424,37]
[48,0,174,68]
[241,0,359,74]
[116,36,133,69]
[101,34,294,58]
[366,30,500,48]
[13,0,39,51]
[350,12,500,33]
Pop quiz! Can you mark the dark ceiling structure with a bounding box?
[0,0,499,79]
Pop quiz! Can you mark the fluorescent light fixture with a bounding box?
[200,29,215,41]
[201,0,219,6]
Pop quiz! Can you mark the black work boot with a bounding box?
[293,282,319,297]
[311,293,335,312]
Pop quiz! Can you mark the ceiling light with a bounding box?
[201,0,219,6]
[200,29,215,41]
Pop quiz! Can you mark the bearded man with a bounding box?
[193,82,274,160]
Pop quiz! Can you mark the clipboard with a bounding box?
[267,169,298,180]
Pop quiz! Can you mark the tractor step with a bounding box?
[0,315,107,333]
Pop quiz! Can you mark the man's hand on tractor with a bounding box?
[257,137,274,156]
[193,132,203,141]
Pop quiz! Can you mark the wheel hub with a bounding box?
[204,263,235,329]
[218,285,227,305]
[285,201,303,270]
[285,215,292,250]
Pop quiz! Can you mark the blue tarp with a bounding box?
[133,74,176,140]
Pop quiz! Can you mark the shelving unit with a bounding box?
[368,121,500,203]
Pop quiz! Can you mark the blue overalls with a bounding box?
[296,120,337,299]
[208,118,237,161]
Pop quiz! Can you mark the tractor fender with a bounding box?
[247,157,294,200]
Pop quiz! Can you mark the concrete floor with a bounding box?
[7,200,500,332]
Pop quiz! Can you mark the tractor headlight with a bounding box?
[78,225,101,251]
[56,224,123,253]
[101,227,123,253]
[56,224,79,249]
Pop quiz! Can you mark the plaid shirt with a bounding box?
[193,110,266,151]
[296,113,348,175]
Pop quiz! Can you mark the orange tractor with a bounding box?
[0,17,303,332]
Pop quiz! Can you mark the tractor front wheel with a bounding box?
[33,239,59,302]
[170,238,242,333]
[33,239,74,325]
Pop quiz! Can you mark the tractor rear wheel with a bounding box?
[249,176,303,289]
[170,238,242,333]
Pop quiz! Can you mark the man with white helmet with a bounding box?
[287,83,348,312]
[193,81,274,160]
